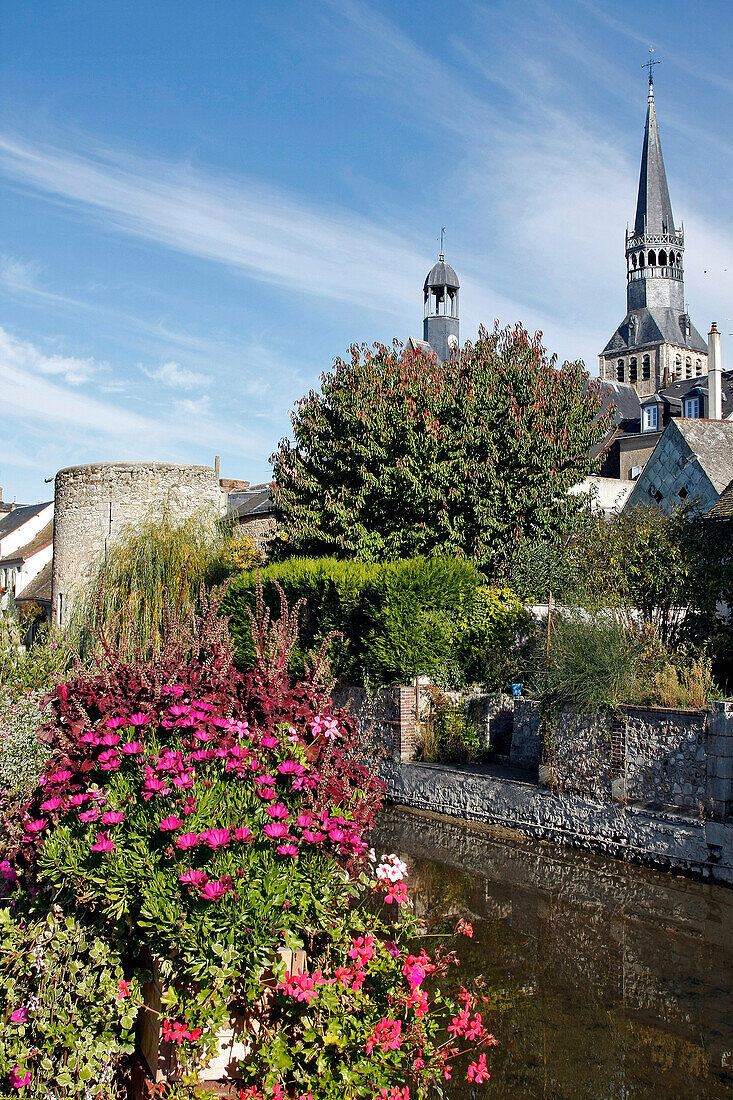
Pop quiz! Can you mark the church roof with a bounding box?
[634,82,675,237]
[675,419,733,494]
[602,307,708,356]
[597,380,641,426]
[424,257,459,290]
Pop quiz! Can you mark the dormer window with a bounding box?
[683,396,701,419]
[642,405,658,431]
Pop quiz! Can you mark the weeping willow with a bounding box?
[72,503,237,658]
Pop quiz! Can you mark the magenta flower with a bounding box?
[25,819,48,835]
[129,713,151,726]
[234,826,252,842]
[175,832,199,850]
[0,861,17,883]
[182,796,197,816]
[8,1067,30,1088]
[199,877,231,901]
[302,829,325,845]
[120,741,143,755]
[193,730,214,742]
[199,827,231,849]
[98,749,120,771]
[263,822,289,840]
[276,843,299,857]
[101,811,125,825]
[143,778,170,796]
[40,797,62,812]
[100,732,120,747]
[162,685,185,696]
[278,760,306,776]
[159,815,183,832]
[179,869,207,887]
[265,802,289,821]
[46,770,72,784]
[67,793,90,807]
[79,807,100,822]
[328,828,345,843]
[91,833,114,853]
[168,704,191,717]
[296,813,314,828]
[256,787,278,802]
[105,717,128,729]
[260,734,279,749]
[79,732,100,745]
[10,1007,28,1023]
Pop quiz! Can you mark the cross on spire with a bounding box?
[643,47,661,86]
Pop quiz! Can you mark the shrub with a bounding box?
[0,619,73,699]
[0,908,139,1099]
[224,557,529,690]
[0,691,49,797]
[417,688,482,764]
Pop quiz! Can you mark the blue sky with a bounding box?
[0,0,731,503]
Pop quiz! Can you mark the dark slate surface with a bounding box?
[423,260,459,290]
[634,84,676,237]
[603,307,708,356]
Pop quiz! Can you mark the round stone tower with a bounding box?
[51,461,224,626]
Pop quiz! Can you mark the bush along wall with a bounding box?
[0,591,497,1098]
[222,556,531,691]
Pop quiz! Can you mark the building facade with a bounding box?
[599,76,708,397]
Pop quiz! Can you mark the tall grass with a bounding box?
[72,503,233,658]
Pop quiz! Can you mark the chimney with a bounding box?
[708,322,722,420]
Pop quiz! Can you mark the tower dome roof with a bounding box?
[424,256,460,291]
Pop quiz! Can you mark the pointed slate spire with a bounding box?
[633,77,675,237]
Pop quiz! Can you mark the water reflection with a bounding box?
[372,805,733,1098]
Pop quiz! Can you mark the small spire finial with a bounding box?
[643,46,661,87]
[439,225,446,261]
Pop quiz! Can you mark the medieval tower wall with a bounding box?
[51,461,224,626]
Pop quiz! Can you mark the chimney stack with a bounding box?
[708,322,722,420]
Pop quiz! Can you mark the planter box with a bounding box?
[135,947,307,1096]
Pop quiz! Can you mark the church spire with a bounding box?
[633,76,675,238]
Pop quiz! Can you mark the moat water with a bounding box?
[372,805,733,1099]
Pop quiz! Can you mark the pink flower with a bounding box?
[276,843,299,857]
[200,877,231,900]
[266,802,289,821]
[327,827,345,843]
[384,883,409,905]
[175,832,199,850]
[256,787,278,802]
[25,819,48,835]
[277,760,306,776]
[162,685,185,696]
[101,811,124,825]
[168,704,191,717]
[365,1018,402,1055]
[79,807,100,822]
[116,980,132,1000]
[40,797,62,812]
[199,827,231,849]
[79,732,100,745]
[120,741,144,755]
[259,734,279,749]
[129,713,151,726]
[263,822,288,840]
[455,918,474,938]
[46,770,72,784]
[105,717,128,729]
[302,829,325,844]
[179,869,207,888]
[98,749,120,771]
[296,813,314,828]
[67,793,90,807]
[100,732,120,747]
[91,833,114,853]
[234,827,252,842]
[0,861,17,883]
[467,1053,490,1083]
[159,815,183,832]
[10,1007,28,1023]
[8,1067,31,1088]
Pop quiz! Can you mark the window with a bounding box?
[629,357,638,383]
[658,249,667,266]
[642,354,651,381]
[642,405,658,431]
[685,357,692,379]
[617,359,625,382]
[678,487,689,500]
[630,465,643,480]
[695,359,702,376]
[674,355,682,378]
[648,250,656,266]
[683,396,701,418]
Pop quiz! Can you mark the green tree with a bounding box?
[271,323,612,570]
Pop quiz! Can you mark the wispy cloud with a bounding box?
[146,359,210,390]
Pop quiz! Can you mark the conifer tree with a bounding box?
[271,323,612,570]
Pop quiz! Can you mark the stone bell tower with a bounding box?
[599,72,707,396]
[423,245,460,364]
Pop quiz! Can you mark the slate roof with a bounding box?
[14,560,52,604]
[634,83,675,237]
[676,419,733,494]
[424,259,459,290]
[653,369,733,414]
[228,484,274,520]
[602,307,708,356]
[0,520,53,567]
[0,502,52,543]
[707,478,733,519]
[597,380,642,426]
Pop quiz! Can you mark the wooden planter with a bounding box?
[134,948,307,1098]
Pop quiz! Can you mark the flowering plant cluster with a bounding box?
[0,589,494,1097]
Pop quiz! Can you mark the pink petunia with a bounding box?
[159,815,183,832]
[91,833,114,853]
[199,827,231,849]
[263,822,289,840]
[175,832,199,850]
[101,811,125,825]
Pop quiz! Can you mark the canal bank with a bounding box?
[380,760,733,885]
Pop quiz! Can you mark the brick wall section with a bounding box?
[332,684,417,762]
[396,686,417,762]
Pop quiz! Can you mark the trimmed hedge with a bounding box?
[222,556,530,689]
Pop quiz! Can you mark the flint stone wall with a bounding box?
[52,462,224,624]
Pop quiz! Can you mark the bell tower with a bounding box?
[423,240,460,363]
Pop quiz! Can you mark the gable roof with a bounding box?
[657,369,733,414]
[228,484,275,520]
[706,478,733,520]
[0,502,52,543]
[675,419,733,494]
[0,520,54,567]
[14,560,53,604]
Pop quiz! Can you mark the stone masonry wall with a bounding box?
[510,697,541,771]
[333,684,417,763]
[52,462,224,625]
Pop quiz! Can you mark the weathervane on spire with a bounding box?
[439,225,446,260]
[643,46,661,85]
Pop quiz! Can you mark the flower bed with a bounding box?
[0,589,496,1097]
